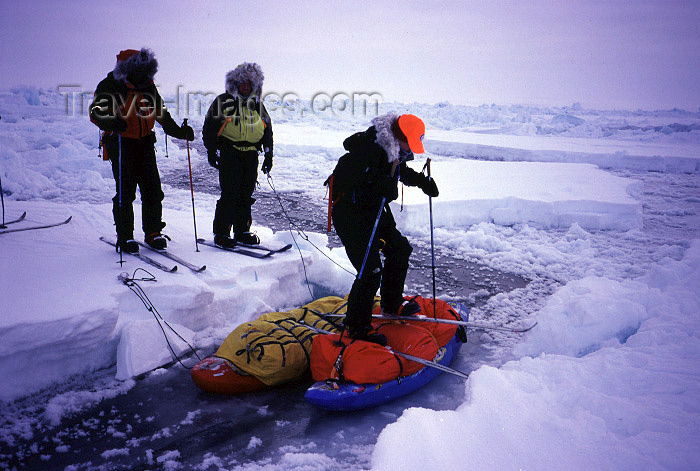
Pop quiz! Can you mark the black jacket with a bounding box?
[202,92,273,155]
[331,126,427,212]
[89,72,185,139]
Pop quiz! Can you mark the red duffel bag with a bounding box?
[310,323,438,384]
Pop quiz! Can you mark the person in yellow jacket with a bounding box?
[202,62,273,247]
[89,48,194,253]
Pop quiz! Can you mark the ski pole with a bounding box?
[0,174,6,228]
[427,158,437,319]
[117,133,124,266]
[0,115,4,227]
[321,312,538,333]
[184,119,199,252]
[358,160,399,280]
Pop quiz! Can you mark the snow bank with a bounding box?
[115,320,196,381]
[0,87,663,235]
[428,131,700,174]
[0,88,113,202]
[0,200,351,402]
[394,160,643,232]
[372,240,700,471]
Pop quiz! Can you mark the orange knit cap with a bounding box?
[116,49,139,63]
[398,114,425,154]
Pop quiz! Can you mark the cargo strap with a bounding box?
[236,317,315,367]
[317,315,405,383]
[300,315,418,383]
[331,340,350,381]
[327,332,404,383]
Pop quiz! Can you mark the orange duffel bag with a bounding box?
[372,296,460,348]
[310,323,438,385]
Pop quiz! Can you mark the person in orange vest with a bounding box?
[328,113,439,345]
[89,48,194,253]
[202,62,273,247]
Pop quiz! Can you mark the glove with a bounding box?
[420,176,439,197]
[207,149,220,169]
[377,175,399,201]
[261,152,273,174]
[181,124,195,141]
[115,117,128,133]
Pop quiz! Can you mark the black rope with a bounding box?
[265,174,314,300]
[265,174,356,299]
[118,269,201,369]
[274,317,313,366]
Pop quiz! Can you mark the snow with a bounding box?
[374,242,700,471]
[396,159,643,231]
[115,320,196,381]
[0,198,351,401]
[428,128,700,172]
[1,86,700,469]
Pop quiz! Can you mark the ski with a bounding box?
[0,216,72,235]
[196,238,275,258]
[236,242,293,253]
[322,312,537,333]
[0,211,27,227]
[389,350,470,379]
[136,241,206,273]
[99,237,178,273]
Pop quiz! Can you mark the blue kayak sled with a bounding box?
[304,306,468,411]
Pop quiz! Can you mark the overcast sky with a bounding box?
[1,0,699,111]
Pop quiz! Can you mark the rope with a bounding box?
[118,268,201,369]
[265,174,356,301]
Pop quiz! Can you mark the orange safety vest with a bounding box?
[118,88,157,139]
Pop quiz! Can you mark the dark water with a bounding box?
[5,341,488,470]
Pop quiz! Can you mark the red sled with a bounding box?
[191,356,268,395]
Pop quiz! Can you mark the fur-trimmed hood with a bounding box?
[113,48,158,85]
[225,62,264,99]
[372,112,401,163]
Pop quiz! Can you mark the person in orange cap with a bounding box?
[89,48,194,254]
[327,112,439,345]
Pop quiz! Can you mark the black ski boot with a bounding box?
[145,232,169,250]
[399,300,422,316]
[347,326,387,346]
[214,234,236,248]
[116,238,139,254]
[235,231,260,245]
[381,299,422,317]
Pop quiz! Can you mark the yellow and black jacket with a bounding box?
[202,93,273,155]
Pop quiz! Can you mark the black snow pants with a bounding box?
[332,199,413,334]
[213,146,259,237]
[109,135,165,241]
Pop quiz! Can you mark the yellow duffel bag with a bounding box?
[215,296,346,385]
